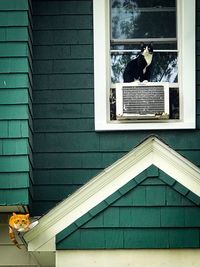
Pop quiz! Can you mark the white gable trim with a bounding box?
[24,136,200,252]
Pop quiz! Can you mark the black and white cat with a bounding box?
[123,43,153,82]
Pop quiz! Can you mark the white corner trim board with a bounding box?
[24,136,200,252]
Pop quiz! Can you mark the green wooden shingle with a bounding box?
[0,89,29,104]
[31,0,200,218]
[0,189,29,205]
[56,166,200,250]
[0,74,29,88]
[0,0,29,11]
[0,11,28,26]
[0,173,29,188]
[0,27,29,41]
[0,0,32,207]
[0,105,29,119]
[0,43,29,57]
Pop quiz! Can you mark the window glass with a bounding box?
[111,0,176,39]
[111,52,178,83]
[93,0,195,130]
[110,0,178,121]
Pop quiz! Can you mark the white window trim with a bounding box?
[93,0,196,131]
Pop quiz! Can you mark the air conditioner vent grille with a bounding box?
[122,86,164,115]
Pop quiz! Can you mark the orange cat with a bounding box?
[9,213,30,249]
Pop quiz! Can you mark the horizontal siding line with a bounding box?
[0,137,29,141]
[176,148,200,152]
[32,118,94,121]
[32,26,93,32]
[0,186,29,190]
[33,29,93,32]
[0,72,30,75]
[0,119,29,122]
[32,183,84,187]
[32,73,93,75]
[0,118,28,121]
[32,44,93,47]
[32,58,94,61]
[0,171,29,174]
[0,103,29,106]
[33,14,92,17]
[0,9,29,12]
[33,58,93,62]
[32,149,200,154]
[32,152,127,155]
[32,88,93,91]
[33,168,102,171]
[0,154,28,157]
[0,10,29,13]
[33,72,94,75]
[0,40,30,43]
[32,102,93,105]
[0,55,31,59]
[0,25,29,29]
[33,117,94,120]
[33,183,84,187]
[33,131,95,134]
[0,41,29,43]
[32,88,94,91]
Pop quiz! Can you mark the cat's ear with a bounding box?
[26,214,30,218]
[13,213,17,216]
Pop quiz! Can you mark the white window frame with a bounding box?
[93,0,196,131]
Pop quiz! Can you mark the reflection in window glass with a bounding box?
[111,43,177,50]
[111,52,178,83]
[110,0,178,121]
[111,0,176,39]
[112,0,176,8]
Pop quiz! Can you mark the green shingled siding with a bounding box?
[0,0,32,207]
[31,0,200,215]
[56,166,200,249]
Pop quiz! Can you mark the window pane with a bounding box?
[111,52,138,83]
[112,0,176,9]
[111,52,178,83]
[170,88,179,119]
[111,43,177,50]
[111,0,176,39]
[151,52,178,82]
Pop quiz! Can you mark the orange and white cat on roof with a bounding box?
[9,213,38,249]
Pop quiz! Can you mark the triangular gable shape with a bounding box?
[56,166,200,250]
[24,136,200,251]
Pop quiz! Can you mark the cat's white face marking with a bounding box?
[142,46,153,66]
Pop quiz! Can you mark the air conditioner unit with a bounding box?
[116,82,169,120]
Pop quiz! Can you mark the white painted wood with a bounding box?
[31,251,55,267]
[24,137,200,253]
[93,0,196,130]
[56,250,200,267]
[0,205,28,213]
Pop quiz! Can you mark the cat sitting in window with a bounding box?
[123,43,153,82]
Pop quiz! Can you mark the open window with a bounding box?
[93,0,195,130]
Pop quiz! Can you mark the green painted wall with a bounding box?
[0,0,33,207]
[56,166,200,249]
[31,0,200,215]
